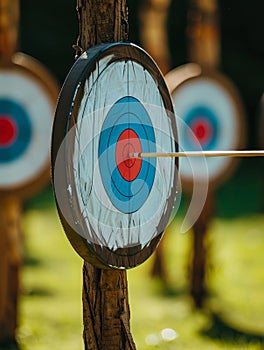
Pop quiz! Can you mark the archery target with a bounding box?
[52,42,178,268]
[0,69,53,192]
[171,73,245,188]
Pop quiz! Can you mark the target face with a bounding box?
[170,72,245,189]
[52,42,178,269]
[0,54,59,197]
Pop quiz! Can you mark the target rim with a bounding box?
[51,42,178,269]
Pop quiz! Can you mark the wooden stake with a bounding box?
[0,0,19,64]
[190,192,213,307]
[187,0,220,70]
[138,0,171,283]
[139,0,171,74]
[185,0,243,308]
[0,0,21,345]
[75,1,135,349]
[0,196,22,346]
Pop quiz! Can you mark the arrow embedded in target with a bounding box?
[130,150,264,158]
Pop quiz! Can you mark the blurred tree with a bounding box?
[0,197,22,348]
[138,0,171,74]
[219,0,264,147]
[20,0,78,83]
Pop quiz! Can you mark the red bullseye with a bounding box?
[0,115,17,147]
[190,118,212,146]
[116,128,142,181]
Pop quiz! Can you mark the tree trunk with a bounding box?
[74,1,135,349]
[187,0,219,307]
[75,0,128,56]
[0,196,22,346]
[139,0,171,281]
[82,265,135,350]
[139,0,171,74]
[187,0,220,70]
[190,192,214,308]
[0,2,21,344]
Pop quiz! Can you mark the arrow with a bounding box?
[130,150,264,158]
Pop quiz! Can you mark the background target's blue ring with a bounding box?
[184,106,218,150]
[99,96,156,213]
[0,98,32,163]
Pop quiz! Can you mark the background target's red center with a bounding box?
[116,128,142,181]
[191,118,212,145]
[0,115,17,147]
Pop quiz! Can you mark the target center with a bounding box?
[122,142,136,168]
[116,128,142,182]
[0,115,18,147]
[191,117,213,146]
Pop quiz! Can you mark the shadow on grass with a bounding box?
[202,312,264,346]
[150,277,188,299]
[23,255,42,267]
[0,338,21,350]
[22,286,54,297]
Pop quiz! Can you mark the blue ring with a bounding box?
[99,96,156,213]
[184,106,218,150]
[0,98,32,163]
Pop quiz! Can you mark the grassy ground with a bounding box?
[10,203,264,350]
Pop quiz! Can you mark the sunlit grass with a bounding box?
[18,207,83,350]
[129,217,264,349]
[13,206,264,350]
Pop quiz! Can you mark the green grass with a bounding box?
[129,217,264,349]
[18,207,83,350]
[11,205,264,350]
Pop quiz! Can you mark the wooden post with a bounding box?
[0,1,21,346]
[74,1,136,349]
[138,0,171,282]
[0,196,22,346]
[190,193,214,307]
[187,0,219,307]
[187,0,220,70]
[139,0,171,74]
[0,0,19,64]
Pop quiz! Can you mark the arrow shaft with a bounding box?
[130,150,264,158]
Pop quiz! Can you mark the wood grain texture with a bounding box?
[83,266,135,350]
[74,1,135,348]
[75,0,128,56]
